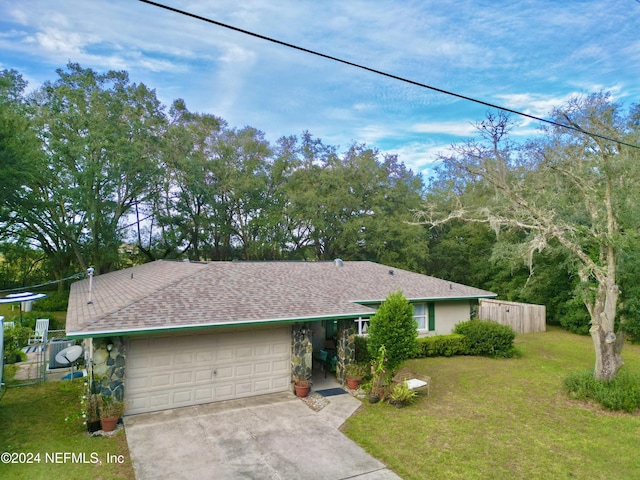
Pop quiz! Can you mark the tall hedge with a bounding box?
[367,291,418,371]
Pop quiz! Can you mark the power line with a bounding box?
[0,272,85,294]
[139,0,640,150]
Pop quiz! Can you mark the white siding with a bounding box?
[434,301,472,335]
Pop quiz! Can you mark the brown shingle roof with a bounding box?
[66,260,496,337]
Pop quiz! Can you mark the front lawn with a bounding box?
[0,380,135,480]
[342,327,640,480]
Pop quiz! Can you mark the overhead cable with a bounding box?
[0,272,85,294]
[139,0,640,150]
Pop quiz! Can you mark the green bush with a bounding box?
[5,349,27,364]
[414,334,470,358]
[3,325,31,359]
[564,369,640,413]
[559,297,591,335]
[34,290,70,312]
[354,335,371,364]
[367,291,418,371]
[454,319,516,358]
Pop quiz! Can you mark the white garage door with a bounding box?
[125,326,291,415]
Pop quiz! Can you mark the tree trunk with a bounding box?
[589,278,623,381]
[590,324,624,381]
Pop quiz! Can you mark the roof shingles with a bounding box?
[66,260,495,337]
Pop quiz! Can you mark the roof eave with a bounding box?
[65,310,375,339]
[354,293,497,305]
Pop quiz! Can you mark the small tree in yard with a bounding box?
[367,291,418,371]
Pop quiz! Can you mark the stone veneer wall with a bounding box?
[291,324,313,386]
[91,337,126,402]
[336,320,356,382]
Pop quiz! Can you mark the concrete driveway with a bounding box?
[124,391,402,480]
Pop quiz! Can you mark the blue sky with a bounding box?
[1,0,638,177]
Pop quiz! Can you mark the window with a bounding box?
[325,320,338,340]
[414,303,426,330]
[414,302,435,332]
[354,317,370,336]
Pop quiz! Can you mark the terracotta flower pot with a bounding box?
[100,416,119,432]
[294,381,310,398]
[346,377,361,390]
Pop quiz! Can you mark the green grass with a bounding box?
[0,303,67,331]
[342,327,640,480]
[0,380,135,480]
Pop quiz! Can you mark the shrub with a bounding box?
[454,319,516,358]
[3,325,31,355]
[5,349,27,364]
[564,369,640,413]
[414,334,470,358]
[34,290,70,312]
[367,291,418,371]
[354,335,371,364]
[390,381,417,405]
[344,363,368,379]
[558,297,591,335]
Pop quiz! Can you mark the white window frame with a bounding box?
[413,303,427,331]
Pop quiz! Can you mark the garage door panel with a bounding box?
[172,390,193,404]
[235,382,252,395]
[173,371,194,385]
[194,387,214,401]
[272,377,289,389]
[272,359,289,372]
[273,342,289,355]
[196,351,214,363]
[216,348,234,362]
[236,346,253,359]
[254,379,272,391]
[125,326,291,415]
[127,375,149,392]
[215,366,233,379]
[236,364,253,376]
[254,361,271,374]
[149,392,171,408]
[150,373,171,388]
[194,369,213,382]
[255,344,271,356]
[215,384,234,398]
[151,355,171,368]
[174,352,194,366]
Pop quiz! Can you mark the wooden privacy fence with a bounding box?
[478,299,546,334]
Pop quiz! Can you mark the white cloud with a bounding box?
[384,142,450,178]
[409,121,477,137]
[32,29,86,55]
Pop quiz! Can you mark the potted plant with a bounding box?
[344,363,367,390]
[99,395,125,432]
[293,376,310,398]
[390,381,417,408]
[86,393,101,433]
[368,345,388,403]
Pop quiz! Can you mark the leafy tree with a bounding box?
[0,69,41,212]
[21,63,165,275]
[420,93,640,380]
[143,99,225,261]
[367,291,418,371]
[285,135,429,270]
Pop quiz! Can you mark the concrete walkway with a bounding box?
[124,391,402,480]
